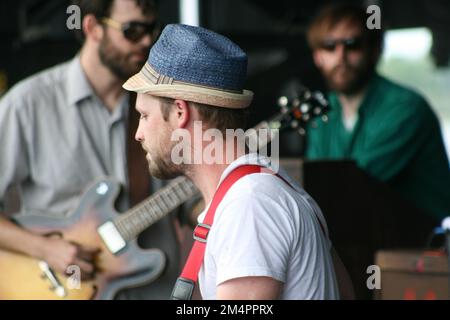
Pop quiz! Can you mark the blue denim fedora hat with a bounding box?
[123,24,253,108]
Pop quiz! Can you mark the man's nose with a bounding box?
[334,43,347,61]
[135,125,143,142]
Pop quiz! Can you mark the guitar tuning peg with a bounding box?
[278,96,288,107]
[304,90,312,100]
[313,91,324,101]
[313,107,322,115]
[303,114,310,122]
[290,120,299,129]
[322,115,329,122]
[300,103,310,114]
[298,128,306,136]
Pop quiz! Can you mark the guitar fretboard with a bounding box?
[113,177,198,241]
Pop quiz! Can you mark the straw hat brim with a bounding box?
[123,70,253,109]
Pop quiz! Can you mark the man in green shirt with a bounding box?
[305,3,450,220]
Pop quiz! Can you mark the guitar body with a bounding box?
[0,179,166,300]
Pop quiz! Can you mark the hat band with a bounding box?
[141,63,244,95]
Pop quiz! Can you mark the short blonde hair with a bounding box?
[157,97,249,133]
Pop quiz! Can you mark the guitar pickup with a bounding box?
[97,221,126,255]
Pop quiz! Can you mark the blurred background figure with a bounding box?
[0,0,191,299]
[305,3,450,221]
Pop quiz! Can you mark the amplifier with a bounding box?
[375,250,449,300]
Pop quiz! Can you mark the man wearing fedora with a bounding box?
[123,24,340,299]
[0,0,186,299]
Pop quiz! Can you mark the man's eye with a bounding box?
[140,114,148,120]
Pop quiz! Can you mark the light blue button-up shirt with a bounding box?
[0,56,129,216]
[0,56,194,298]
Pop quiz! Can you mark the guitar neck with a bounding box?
[113,177,198,241]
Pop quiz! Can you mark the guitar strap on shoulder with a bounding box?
[171,163,329,300]
[127,92,152,206]
[171,164,276,300]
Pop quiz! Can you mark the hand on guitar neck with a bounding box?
[0,217,99,281]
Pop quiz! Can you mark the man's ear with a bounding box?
[171,99,190,128]
[82,14,104,43]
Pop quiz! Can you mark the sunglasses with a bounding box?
[320,37,364,52]
[101,17,160,43]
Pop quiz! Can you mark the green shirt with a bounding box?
[306,74,450,220]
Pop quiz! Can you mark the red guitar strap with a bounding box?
[170,164,327,300]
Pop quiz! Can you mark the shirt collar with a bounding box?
[66,55,130,121]
[66,55,95,106]
[197,153,278,224]
[217,153,272,185]
[110,93,130,123]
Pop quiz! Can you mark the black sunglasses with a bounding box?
[102,17,160,43]
[320,37,364,52]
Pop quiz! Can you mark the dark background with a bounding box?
[1,0,449,125]
[2,0,450,157]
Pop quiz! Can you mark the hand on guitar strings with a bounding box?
[39,235,101,281]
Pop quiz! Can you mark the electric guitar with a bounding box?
[0,88,329,299]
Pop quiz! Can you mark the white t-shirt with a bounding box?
[197,153,339,300]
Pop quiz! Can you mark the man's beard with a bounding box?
[145,141,185,180]
[98,33,148,80]
[323,61,375,96]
